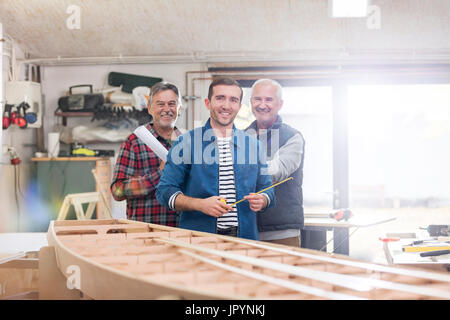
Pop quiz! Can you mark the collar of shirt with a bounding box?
[247,115,283,133]
[146,122,182,147]
[204,118,244,150]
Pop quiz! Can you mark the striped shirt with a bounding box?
[216,136,238,229]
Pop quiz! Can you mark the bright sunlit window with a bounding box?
[239,86,334,210]
[349,84,450,208]
[347,83,450,261]
[329,0,369,17]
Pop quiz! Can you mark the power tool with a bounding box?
[330,208,353,221]
[425,225,450,237]
[70,143,114,157]
[2,104,14,129]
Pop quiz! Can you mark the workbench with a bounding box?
[301,215,396,255]
[383,232,450,272]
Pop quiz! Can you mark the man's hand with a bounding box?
[159,161,166,171]
[197,196,232,218]
[244,193,268,212]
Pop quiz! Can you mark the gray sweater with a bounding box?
[246,116,305,240]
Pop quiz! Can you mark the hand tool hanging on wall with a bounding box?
[15,103,28,129]
[10,106,18,126]
[2,104,14,129]
[91,105,151,125]
[19,101,38,125]
[5,81,43,128]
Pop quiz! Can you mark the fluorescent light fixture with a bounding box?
[329,0,369,17]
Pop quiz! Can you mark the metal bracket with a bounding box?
[182,95,201,101]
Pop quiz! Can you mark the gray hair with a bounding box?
[149,81,182,106]
[251,79,283,101]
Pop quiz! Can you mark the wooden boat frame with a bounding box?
[45,219,450,300]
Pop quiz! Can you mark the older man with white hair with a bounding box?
[245,79,305,247]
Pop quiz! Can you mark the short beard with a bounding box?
[156,111,177,129]
[211,110,235,127]
[157,119,176,129]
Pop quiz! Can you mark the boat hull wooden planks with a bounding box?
[45,219,450,300]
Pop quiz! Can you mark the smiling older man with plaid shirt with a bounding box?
[111,82,182,226]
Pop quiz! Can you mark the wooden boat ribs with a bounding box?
[46,219,450,300]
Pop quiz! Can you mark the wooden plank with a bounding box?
[54,224,149,235]
[92,255,138,265]
[1,291,39,300]
[31,157,105,161]
[0,252,39,299]
[304,217,397,228]
[179,249,364,300]
[126,231,171,239]
[48,232,238,299]
[137,253,179,264]
[38,246,82,300]
[157,237,450,299]
[54,219,118,227]
[113,263,165,274]
[56,196,72,220]
[191,236,221,244]
[0,252,26,265]
[45,219,450,300]
[228,237,450,283]
[0,258,39,269]
[156,237,373,292]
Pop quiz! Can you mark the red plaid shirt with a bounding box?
[111,123,182,226]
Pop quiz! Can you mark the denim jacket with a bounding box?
[156,119,275,240]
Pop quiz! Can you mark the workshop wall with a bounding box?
[40,62,206,220]
[2,57,210,230]
[0,42,35,232]
[40,63,206,137]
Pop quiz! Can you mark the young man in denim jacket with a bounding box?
[157,78,275,240]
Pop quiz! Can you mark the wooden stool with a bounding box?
[56,192,101,220]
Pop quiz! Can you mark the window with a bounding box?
[237,86,334,210]
[221,65,450,262]
[347,83,450,261]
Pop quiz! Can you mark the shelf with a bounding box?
[55,111,94,117]
[55,111,94,126]
[31,157,109,162]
